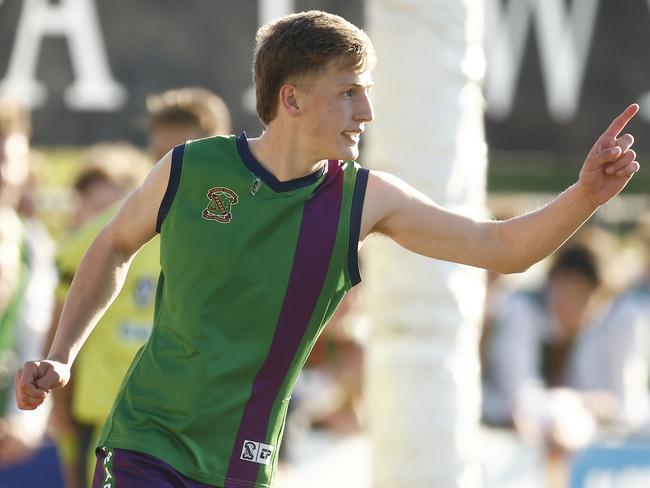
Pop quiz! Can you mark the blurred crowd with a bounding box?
[481,222,650,486]
[1,89,650,488]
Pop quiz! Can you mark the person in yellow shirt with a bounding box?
[48,143,151,488]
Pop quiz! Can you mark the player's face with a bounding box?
[296,62,374,161]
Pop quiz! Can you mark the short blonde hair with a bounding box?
[146,87,231,136]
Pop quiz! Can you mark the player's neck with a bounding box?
[247,127,326,182]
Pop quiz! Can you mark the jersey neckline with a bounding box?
[235,132,329,193]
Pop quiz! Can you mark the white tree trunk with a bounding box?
[364,1,487,486]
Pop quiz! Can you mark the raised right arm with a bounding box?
[15,151,172,410]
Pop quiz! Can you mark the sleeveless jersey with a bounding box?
[97,134,369,488]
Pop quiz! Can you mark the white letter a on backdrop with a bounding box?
[0,0,126,110]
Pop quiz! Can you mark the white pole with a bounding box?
[364,0,487,486]
[259,0,294,26]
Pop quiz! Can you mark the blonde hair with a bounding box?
[146,87,231,136]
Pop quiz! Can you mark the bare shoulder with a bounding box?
[359,169,432,242]
[358,170,489,265]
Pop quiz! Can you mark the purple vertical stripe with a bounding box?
[224,160,343,487]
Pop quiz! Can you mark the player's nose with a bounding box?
[355,93,374,123]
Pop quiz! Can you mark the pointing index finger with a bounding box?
[604,104,639,138]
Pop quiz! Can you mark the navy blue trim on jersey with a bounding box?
[348,168,369,286]
[156,143,185,233]
[236,132,326,193]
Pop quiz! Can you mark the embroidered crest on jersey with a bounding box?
[202,187,239,223]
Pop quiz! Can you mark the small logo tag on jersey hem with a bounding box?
[202,187,239,223]
[240,440,274,465]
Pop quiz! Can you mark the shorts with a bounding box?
[93,447,221,488]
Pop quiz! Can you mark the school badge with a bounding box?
[202,187,239,223]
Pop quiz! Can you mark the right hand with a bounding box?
[15,360,70,410]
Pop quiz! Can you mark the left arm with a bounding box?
[361,104,640,273]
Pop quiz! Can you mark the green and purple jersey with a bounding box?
[97,134,368,487]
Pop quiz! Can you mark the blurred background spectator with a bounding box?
[66,143,150,231]
[0,95,59,480]
[146,86,232,160]
[47,142,151,488]
[481,227,650,486]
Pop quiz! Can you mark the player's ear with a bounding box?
[279,84,301,117]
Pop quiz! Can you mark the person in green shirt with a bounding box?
[17,10,640,488]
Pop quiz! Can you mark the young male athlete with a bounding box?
[15,10,641,488]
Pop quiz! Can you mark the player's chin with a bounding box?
[337,143,359,161]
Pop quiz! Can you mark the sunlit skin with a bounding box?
[287,65,375,161]
[248,62,374,182]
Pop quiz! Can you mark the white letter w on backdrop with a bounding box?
[485,0,600,123]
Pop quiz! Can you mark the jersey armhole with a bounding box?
[155,143,185,233]
[347,167,369,287]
